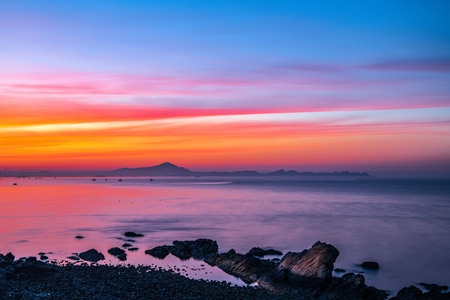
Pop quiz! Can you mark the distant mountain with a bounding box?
[111,162,370,177]
[113,162,191,176]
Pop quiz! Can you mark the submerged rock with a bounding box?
[108,247,127,261]
[124,231,144,238]
[171,238,218,260]
[145,245,172,259]
[361,261,380,270]
[247,247,283,257]
[79,249,105,262]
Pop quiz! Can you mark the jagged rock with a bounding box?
[79,249,105,262]
[419,282,448,292]
[391,286,423,299]
[122,243,133,248]
[145,245,173,259]
[204,249,276,284]
[108,247,127,261]
[391,285,450,300]
[247,247,282,257]
[272,241,339,282]
[128,247,138,251]
[361,261,380,270]
[124,231,144,237]
[170,239,218,260]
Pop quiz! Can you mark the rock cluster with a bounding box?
[0,253,56,280]
[2,239,449,300]
[145,238,218,260]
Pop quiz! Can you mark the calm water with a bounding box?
[1,176,449,294]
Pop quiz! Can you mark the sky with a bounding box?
[1,1,449,177]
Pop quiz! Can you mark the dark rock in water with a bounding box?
[361,261,380,270]
[145,245,173,259]
[122,243,133,248]
[79,249,105,262]
[170,239,219,260]
[75,235,84,239]
[108,247,127,261]
[128,247,139,252]
[124,231,144,237]
[247,247,282,257]
[0,253,15,267]
[40,255,48,260]
[391,286,423,299]
[419,282,448,292]
[322,273,388,300]
[67,255,79,261]
[108,247,125,256]
[391,285,450,300]
[204,249,276,284]
[334,268,346,273]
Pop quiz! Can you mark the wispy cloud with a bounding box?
[364,57,450,72]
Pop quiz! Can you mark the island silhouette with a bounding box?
[112,162,370,177]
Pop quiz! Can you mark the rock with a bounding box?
[272,241,339,282]
[361,261,380,270]
[204,249,276,284]
[40,255,48,260]
[145,245,173,259]
[0,253,15,267]
[170,239,219,260]
[9,257,57,279]
[419,282,448,292]
[79,249,105,262]
[108,247,125,256]
[334,268,346,273]
[247,247,283,257]
[128,247,139,251]
[122,243,133,248]
[75,235,84,239]
[108,247,127,261]
[391,286,423,299]
[319,273,388,300]
[124,231,144,237]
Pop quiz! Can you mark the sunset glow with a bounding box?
[1,1,449,176]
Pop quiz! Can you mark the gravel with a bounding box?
[1,263,297,299]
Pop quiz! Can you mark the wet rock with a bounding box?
[334,268,346,273]
[122,243,133,248]
[79,249,105,262]
[419,282,448,292]
[247,247,283,257]
[145,245,172,259]
[204,249,276,284]
[170,239,219,260]
[124,231,144,237]
[128,247,139,251]
[40,255,48,260]
[361,261,380,270]
[75,235,84,239]
[108,247,127,261]
[391,286,423,299]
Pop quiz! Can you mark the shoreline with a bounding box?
[2,239,449,300]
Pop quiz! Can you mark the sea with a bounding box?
[1,176,449,295]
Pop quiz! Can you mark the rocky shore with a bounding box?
[1,239,449,299]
